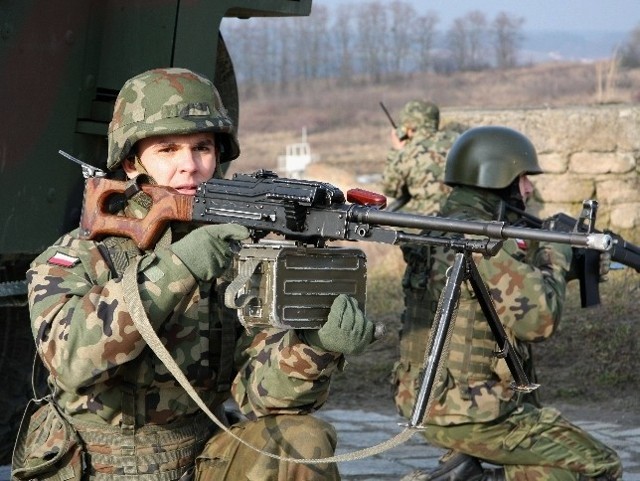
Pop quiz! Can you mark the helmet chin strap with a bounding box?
[213,141,225,179]
[126,154,157,185]
[493,179,526,212]
[133,155,151,176]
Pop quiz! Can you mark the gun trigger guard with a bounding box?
[224,257,261,310]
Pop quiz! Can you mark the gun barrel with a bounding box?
[350,207,612,251]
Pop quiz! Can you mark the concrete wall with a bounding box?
[445,105,640,242]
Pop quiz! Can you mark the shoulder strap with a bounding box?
[122,257,418,464]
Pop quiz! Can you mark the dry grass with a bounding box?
[535,268,640,407]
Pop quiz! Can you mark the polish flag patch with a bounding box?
[47,252,80,268]
[516,239,528,251]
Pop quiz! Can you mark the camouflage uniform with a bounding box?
[26,194,342,480]
[23,68,345,481]
[404,186,622,480]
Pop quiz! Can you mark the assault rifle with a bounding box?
[505,202,640,307]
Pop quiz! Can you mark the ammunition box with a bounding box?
[226,240,367,329]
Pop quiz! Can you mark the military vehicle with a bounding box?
[0,0,312,462]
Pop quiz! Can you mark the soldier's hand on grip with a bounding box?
[534,242,573,279]
[303,294,374,355]
[598,251,612,282]
[170,223,250,282]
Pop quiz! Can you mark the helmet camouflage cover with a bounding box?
[107,67,240,170]
[444,126,542,189]
[399,100,440,132]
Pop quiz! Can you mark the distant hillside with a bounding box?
[522,30,628,62]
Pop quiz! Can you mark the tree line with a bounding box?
[220,1,640,97]
[221,1,524,95]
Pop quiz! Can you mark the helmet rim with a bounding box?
[444,126,542,189]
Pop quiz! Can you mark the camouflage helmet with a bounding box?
[444,126,542,189]
[107,67,240,170]
[399,100,440,131]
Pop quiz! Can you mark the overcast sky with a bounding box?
[312,0,640,33]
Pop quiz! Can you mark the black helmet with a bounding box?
[444,126,542,188]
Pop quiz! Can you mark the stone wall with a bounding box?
[445,105,640,242]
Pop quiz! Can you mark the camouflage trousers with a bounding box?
[196,414,340,481]
[423,404,622,481]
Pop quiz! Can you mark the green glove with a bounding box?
[303,294,374,355]
[534,242,573,278]
[598,251,612,282]
[170,223,250,282]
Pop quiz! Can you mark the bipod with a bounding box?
[405,238,539,429]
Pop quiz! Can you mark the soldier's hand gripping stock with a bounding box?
[171,223,251,282]
[301,294,375,355]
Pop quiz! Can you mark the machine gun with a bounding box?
[79,169,611,255]
[75,165,613,420]
[78,167,612,325]
[505,201,640,307]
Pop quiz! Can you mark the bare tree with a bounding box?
[414,12,439,73]
[334,6,355,84]
[466,11,489,70]
[447,18,469,71]
[355,2,389,83]
[386,1,417,78]
[492,12,524,69]
[447,11,490,71]
[296,5,332,81]
[221,19,263,97]
[620,22,640,68]
[275,18,294,93]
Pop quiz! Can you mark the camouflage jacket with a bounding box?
[423,187,571,425]
[27,196,342,427]
[382,129,458,214]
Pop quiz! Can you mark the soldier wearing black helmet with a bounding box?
[397,126,621,481]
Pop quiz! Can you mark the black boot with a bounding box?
[480,467,505,481]
[400,452,484,481]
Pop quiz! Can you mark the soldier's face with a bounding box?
[124,132,217,194]
[519,174,534,204]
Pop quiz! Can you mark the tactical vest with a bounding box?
[444,293,497,399]
[399,242,435,366]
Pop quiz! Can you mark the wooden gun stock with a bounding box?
[80,177,193,250]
